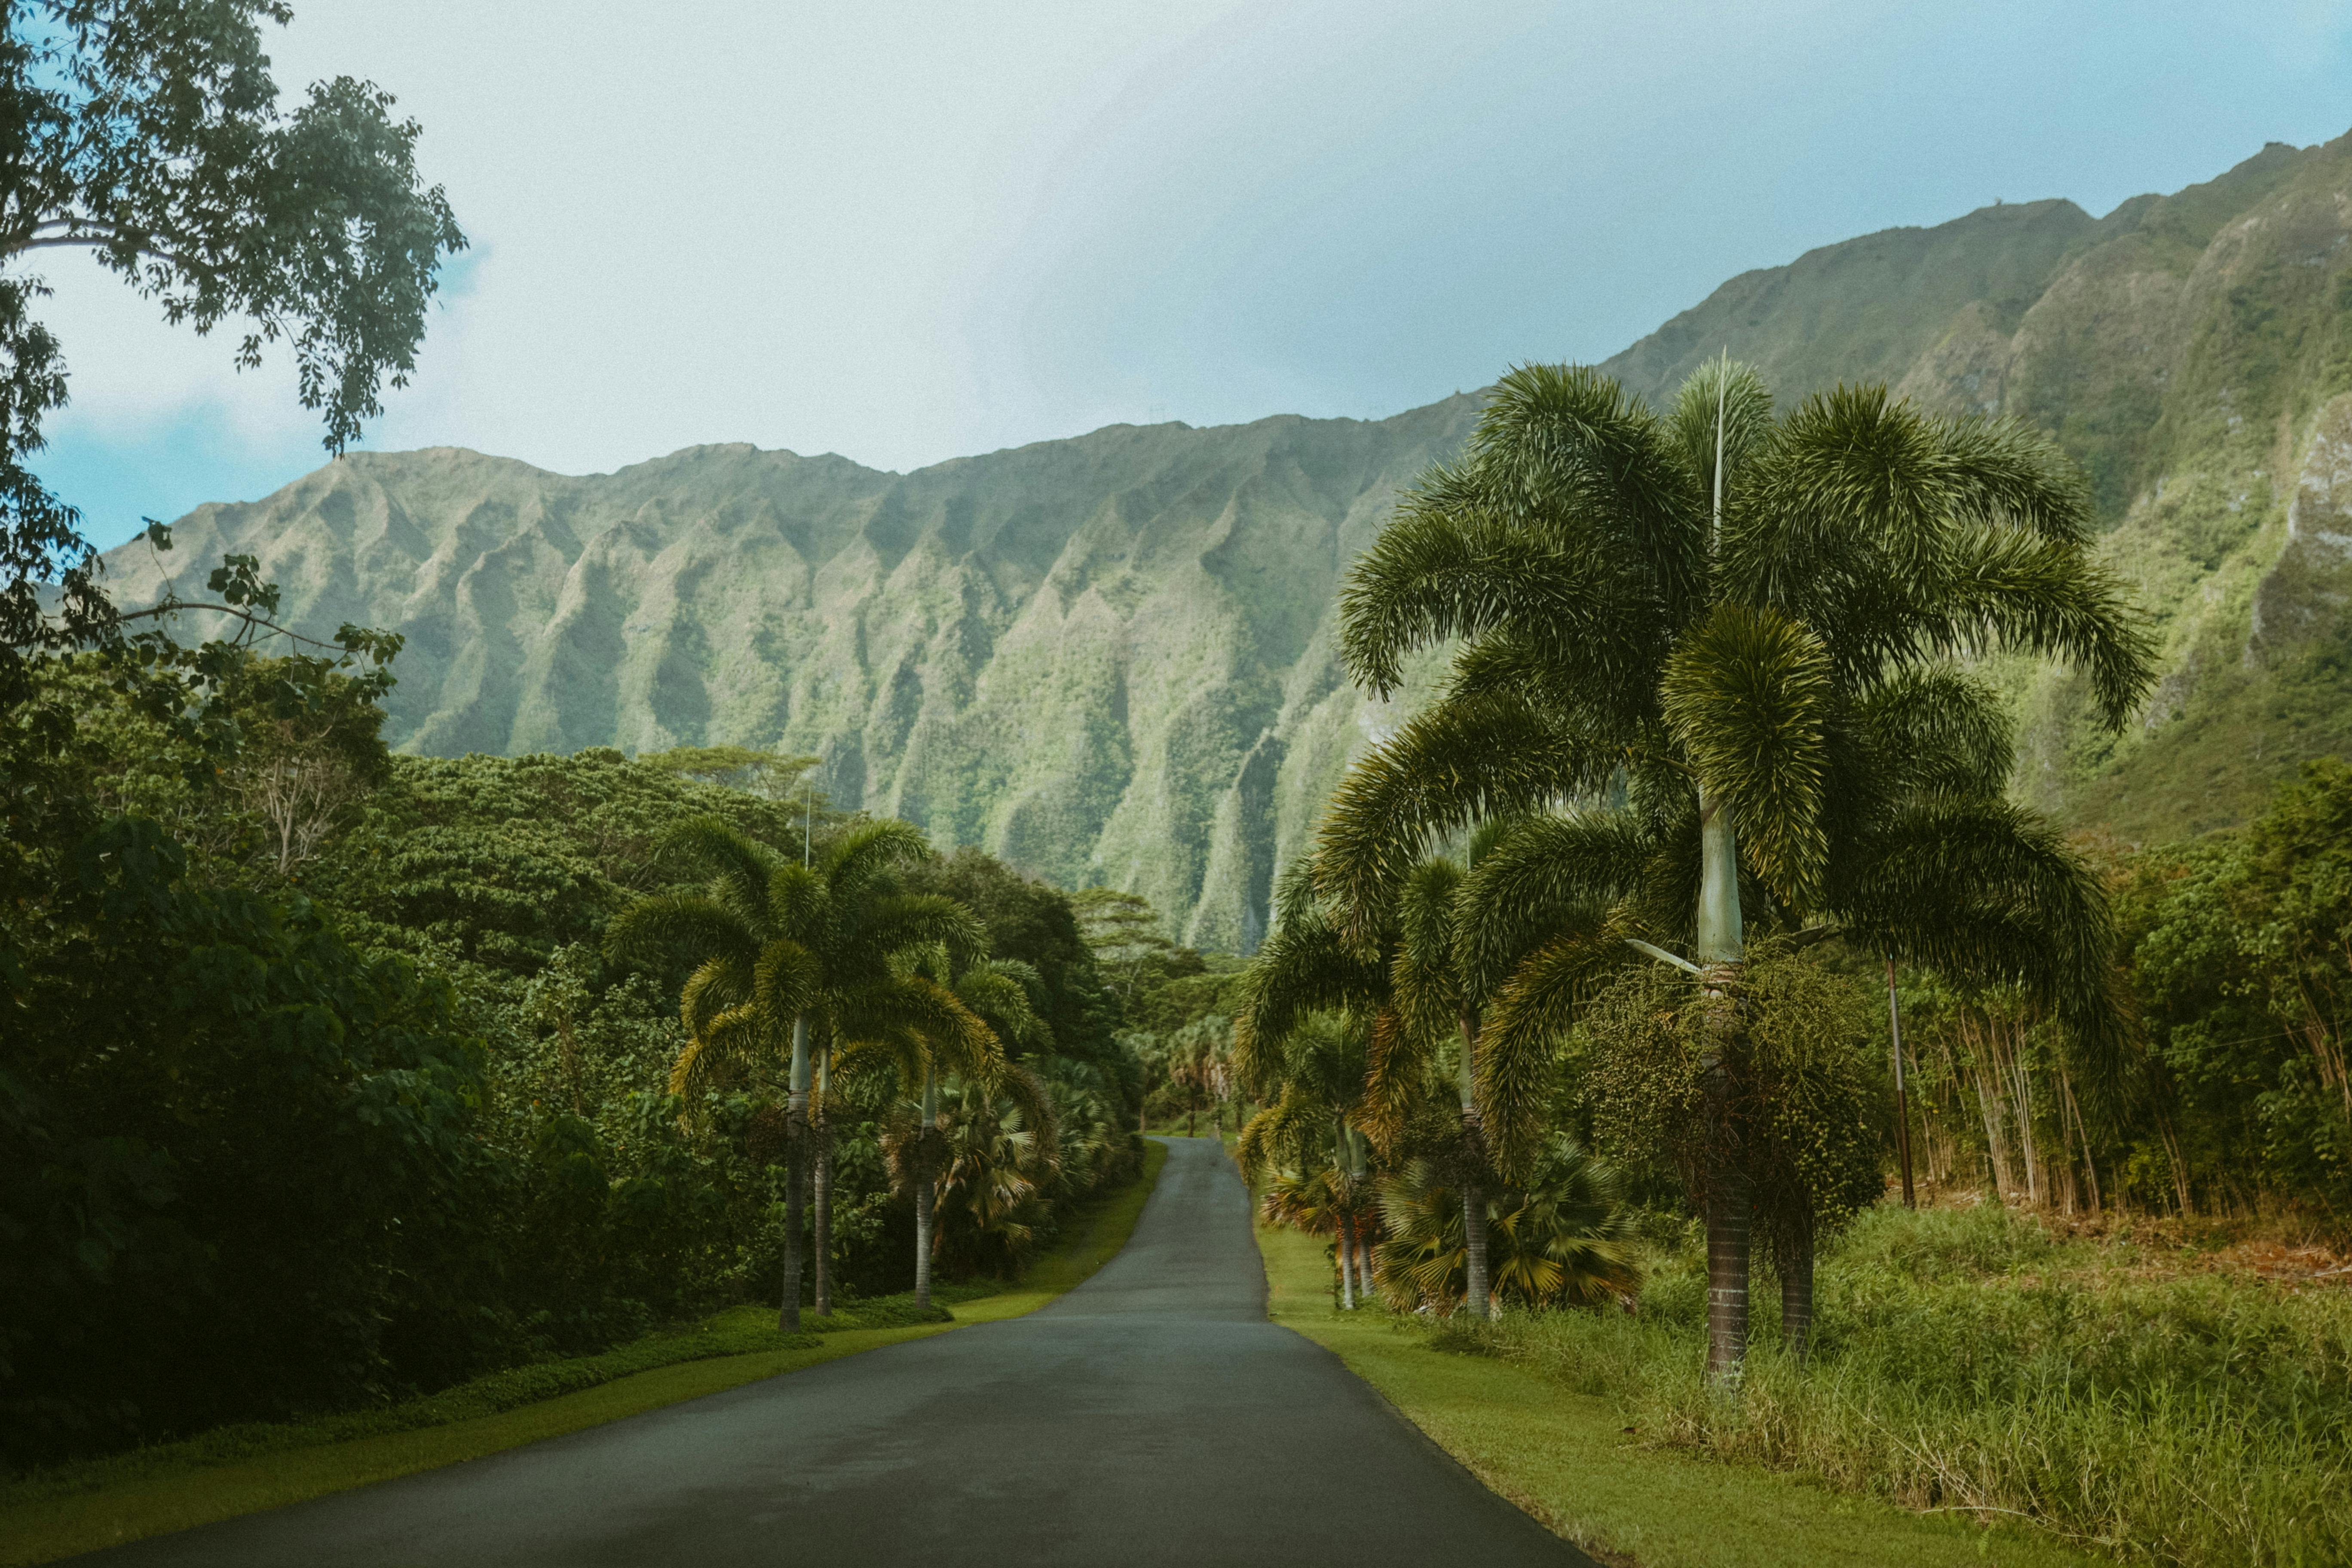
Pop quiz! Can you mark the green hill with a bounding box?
[101,131,2352,943]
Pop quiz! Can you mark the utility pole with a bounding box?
[1885,954,1917,1209]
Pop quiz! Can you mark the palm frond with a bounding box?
[753,937,821,1027]
[864,892,991,968]
[1661,600,1834,910]
[655,816,777,927]
[679,955,751,1038]
[1914,523,2156,729]
[1456,811,1653,999]
[670,1001,773,1097]
[1481,927,1635,1169]
[824,818,934,900]
[1850,665,2014,801]
[1666,355,1776,517]
[1828,798,2123,1074]
[1313,693,1620,934]
[604,892,757,970]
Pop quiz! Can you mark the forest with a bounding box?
[0,641,1166,1466]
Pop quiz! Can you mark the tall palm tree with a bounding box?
[606,817,986,1330]
[1235,1011,1379,1307]
[1241,826,1529,1320]
[864,953,1038,1308]
[1319,361,2153,1382]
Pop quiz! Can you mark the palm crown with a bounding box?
[1313,360,2154,1379]
[1319,361,2153,1158]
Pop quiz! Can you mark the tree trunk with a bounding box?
[914,1067,939,1310]
[779,1132,806,1332]
[1706,1158,1752,1384]
[1356,1228,1375,1306]
[913,1177,935,1309]
[1458,1012,1490,1321]
[1696,787,1749,1388]
[1779,1224,1814,1367]
[812,1096,833,1316]
[779,1014,811,1332]
[1338,1213,1357,1309]
[1460,1183,1490,1320]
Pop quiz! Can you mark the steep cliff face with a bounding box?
[103,402,1478,949]
[1601,134,2352,845]
[102,132,2352,941]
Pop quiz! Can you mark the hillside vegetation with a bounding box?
[100,132,2352,940]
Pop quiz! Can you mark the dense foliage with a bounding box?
[0,663,1145,1468]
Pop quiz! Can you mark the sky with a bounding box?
[32,0,2352,551]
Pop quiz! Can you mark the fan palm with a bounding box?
[1320,361,2153,1381]
[1376,1136,1638,1314]
[605,817,986,1329]
[886,1064,1061,1279]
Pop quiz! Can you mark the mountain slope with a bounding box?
[102,133,2352,943]
[104,401,1479,950]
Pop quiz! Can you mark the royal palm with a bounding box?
[607,818,989,1329]
[1319,361,2151,1380]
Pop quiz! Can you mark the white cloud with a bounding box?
[24,0,2352,543]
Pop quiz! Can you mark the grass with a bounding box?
[0,1139,1166,1566]
[1255,1213,2110,1568]
[1486,1204,2352,1568]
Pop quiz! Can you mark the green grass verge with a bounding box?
[0,1140,1167,1567]
[1254,1217,2108,1568]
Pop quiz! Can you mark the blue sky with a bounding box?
[33,0,2352,550]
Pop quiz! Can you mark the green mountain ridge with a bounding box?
[102,132,2352,946]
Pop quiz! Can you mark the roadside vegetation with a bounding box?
[0,1139,1165,1566]
[1238,360,2352,1566]
[0,3,1149,1485]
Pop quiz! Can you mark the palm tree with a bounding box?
[890,1064,1062,1279]
[1319,361,2153,1382]
[1240,827,1531,1320]
[605,817,986,1330]
[1376,1136,1637,1314]
[1235,1011,1379,1307]
[865,953,1040,1307]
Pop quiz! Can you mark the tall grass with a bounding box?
[1431,1204,2352,1566]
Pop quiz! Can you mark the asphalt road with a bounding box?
[88,1138,1589,1566]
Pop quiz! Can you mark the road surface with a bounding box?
[88,1137,1588,1566]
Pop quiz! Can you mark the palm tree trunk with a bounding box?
[1780,1222,1814,1367]
[1460,1187,1489,1319]
[1338,1213,1357,1309]
[1706,1158,1751,1382]
[1458,1011,1489,1321]
[914,1068,938,1310]
[812,1053,832,1317]
[1696,787,1749,1388]
[780,1136,806,1332]
[913,1177,935,1308]
[780,1014,811,1332]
